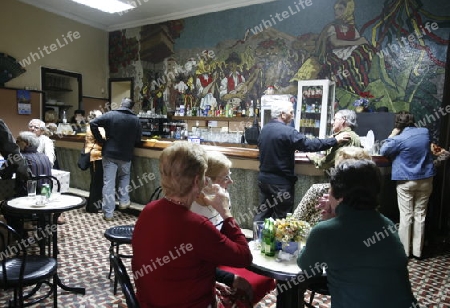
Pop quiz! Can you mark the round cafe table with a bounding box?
[4,193,86,306]
[247,242,308,308]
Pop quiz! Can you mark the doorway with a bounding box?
[108,78,134,110]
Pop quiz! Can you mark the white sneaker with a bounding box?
[118,201,131,210]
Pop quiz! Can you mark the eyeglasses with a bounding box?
[217,173,232,182]
[333,116,346,122]
[28,125,41,130]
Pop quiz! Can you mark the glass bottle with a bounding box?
[264,219,275,257]
[62,110,67,124]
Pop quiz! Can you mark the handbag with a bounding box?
[77,142,95,171]
[244,100,260,145]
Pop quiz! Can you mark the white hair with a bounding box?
[18,131,39,148]
[337,109,358,129]
[270,101,293,118]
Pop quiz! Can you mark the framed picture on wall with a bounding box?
[17,89,31,114]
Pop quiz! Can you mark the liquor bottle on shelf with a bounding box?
[255,99,261,117]
[248,100,254,117]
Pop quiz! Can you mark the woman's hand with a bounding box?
[205,185,232,219]
[388,128,401,138]
[316,193,335,221]
[232,275,253,302]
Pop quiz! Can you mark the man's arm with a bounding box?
[0,120,31,181]
[0,119,20,156]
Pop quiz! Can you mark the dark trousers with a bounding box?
[254,181,294,222]
[86,159,103,213]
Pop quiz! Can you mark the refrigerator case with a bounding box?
[295,79,335,139]
[260,94,294,128]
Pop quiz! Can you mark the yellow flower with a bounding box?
[274,218,311,243]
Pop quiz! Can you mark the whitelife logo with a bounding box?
[250,0,313,35]
[19,31,81,68]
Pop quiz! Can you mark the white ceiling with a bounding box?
[18,0,277,32]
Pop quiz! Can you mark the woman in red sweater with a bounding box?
[132,142,252,308]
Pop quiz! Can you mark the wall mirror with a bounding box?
[41,67,82,123]
[108,77,134,110]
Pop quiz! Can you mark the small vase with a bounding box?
[281,241,299,254]
[355,106,365,113]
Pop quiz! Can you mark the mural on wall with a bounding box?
[109,0,450,140]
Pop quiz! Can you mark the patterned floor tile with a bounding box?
[0,206,448,307]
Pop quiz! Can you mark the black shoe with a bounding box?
[86,207,102,213]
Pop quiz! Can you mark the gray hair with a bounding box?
[88,110,102,121]
[18,131,39,148]
[337,109,357,129]
[121,97,135,109]
[270,101,293,119]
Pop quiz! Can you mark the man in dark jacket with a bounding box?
[90,98,142,220]
[255,101,350,221]
[0,119,31,188]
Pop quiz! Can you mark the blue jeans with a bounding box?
[102,156,131,218]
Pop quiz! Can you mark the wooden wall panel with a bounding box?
[0,88,41,137]
[82,97,109,116]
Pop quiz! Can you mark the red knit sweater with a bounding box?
[132,198,252,307]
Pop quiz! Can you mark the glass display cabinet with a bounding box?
[295,79,335,139]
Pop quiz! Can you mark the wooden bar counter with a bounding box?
[54,135,396,229]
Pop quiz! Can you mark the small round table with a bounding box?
[247,242,308,308]
[4,193,86,306]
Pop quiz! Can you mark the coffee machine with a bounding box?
[138,116,169,138]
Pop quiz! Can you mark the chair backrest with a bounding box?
[0,220,28,287]
[110,253,140,308]
[31,175,61,193]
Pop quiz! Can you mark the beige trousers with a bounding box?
[396,177,433,257]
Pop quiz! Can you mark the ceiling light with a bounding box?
[71,0,135,14]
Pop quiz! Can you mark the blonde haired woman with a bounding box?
[294,146,371,224]
[132,142,252,307]
[85,110,104,213]
[191,151,276,305]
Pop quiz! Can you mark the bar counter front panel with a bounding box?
[54,136,397,229]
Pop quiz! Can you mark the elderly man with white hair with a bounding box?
[311,109,361,170]
[28,118,55,166]
[15,131,52,195]
[255,100,351,221]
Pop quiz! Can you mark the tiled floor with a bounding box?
[0,193,449,307]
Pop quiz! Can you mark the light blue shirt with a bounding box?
[380,127,435,180]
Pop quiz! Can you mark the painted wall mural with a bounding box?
[109,0,450,141]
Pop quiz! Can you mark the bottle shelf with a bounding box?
[43,86,73,92]
[171,116,254,122]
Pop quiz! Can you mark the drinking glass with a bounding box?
[253,221,265,250]
[27,180,37,198]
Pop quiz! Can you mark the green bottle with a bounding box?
[264,219,276,257]
[261,218,268,254]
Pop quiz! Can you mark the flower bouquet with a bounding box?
[274,218,311,255]
[353,91,375,112]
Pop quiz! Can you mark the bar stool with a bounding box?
[104,224,134,294]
